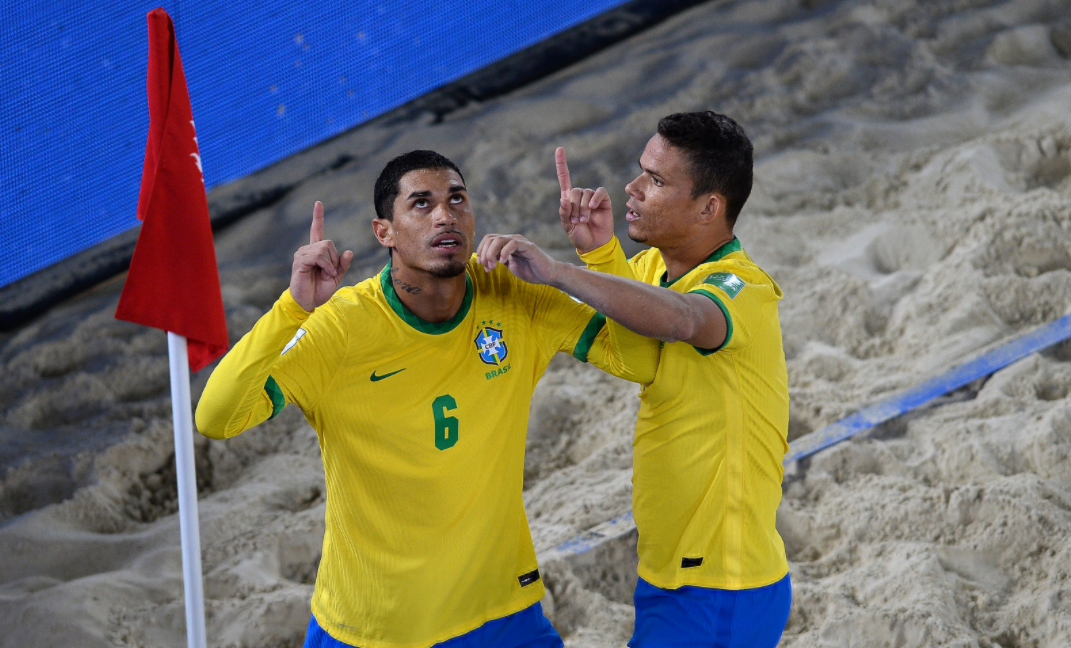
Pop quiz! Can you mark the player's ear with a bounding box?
[372,218,394,249]
[696,193,723,225]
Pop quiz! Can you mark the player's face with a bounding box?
[387,167,474,278]
[624,135,710,247]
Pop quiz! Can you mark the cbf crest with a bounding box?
[475,321,508,365]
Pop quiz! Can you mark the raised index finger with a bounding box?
[555,147,572,195]
[310,201,324,244]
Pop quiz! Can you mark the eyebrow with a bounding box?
[407,185,467,201]
[638,160,663,179]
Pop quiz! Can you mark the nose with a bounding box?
[625,175,642,201]
[432,203,457,227]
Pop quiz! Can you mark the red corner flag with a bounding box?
[116,8,228,372]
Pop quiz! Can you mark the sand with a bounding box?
[3,0,1071,645]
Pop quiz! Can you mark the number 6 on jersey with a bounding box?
[433,395,459,450]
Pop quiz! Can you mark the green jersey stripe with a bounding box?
[572,313,607,362]
[659,237,742,288]
[688,288,733,355]
[265,375,286,419]
[379,261,474,335]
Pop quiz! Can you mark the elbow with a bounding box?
[628,340,661,385]
[611,356,657,385]
[634,365,657,385]
[662,298,708,344]
[664,318,698,345]
[194,399,228,440]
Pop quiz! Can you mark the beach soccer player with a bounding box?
[195,150,659,648]
[477,111,791,647]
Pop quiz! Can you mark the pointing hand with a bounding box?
[556,147,614,255]
[290,201,354,312]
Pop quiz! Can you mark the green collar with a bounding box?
[379,260,473,334]
[659,237,742,288]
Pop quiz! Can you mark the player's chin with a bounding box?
[427,257,469,278]
[626,221,650,244]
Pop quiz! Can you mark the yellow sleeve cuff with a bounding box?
[278,289,313,321]
[577,236,622,266]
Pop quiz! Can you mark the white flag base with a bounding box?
[167,332,208,648]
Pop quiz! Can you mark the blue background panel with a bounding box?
[0,1,630,287]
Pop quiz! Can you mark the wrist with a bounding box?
[280,289,314,320]
[575,236,609,256]
[295,297,316,313]
[547,259,574,291]
[577,236,620,264]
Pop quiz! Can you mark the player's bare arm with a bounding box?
[476,233,728,349]
[291,200,355,312]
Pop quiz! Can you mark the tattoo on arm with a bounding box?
[391,269,422,294]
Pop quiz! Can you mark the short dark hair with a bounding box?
[657,112,753,224]
[374,150,466,221]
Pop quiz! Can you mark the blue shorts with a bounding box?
[629,572,792,648]
[303,602,563,648]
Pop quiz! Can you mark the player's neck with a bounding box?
[389,263,468,323]
[659,229,736,283]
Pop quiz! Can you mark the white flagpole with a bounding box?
[167,332,208,648]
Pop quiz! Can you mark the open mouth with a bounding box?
[431,233,463,250]
[625,205,641,222]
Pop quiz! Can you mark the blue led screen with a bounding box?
[0,1,630,287]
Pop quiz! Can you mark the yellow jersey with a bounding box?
[580,236,789,591]
[196,255,657,648]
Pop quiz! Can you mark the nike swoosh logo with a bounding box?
[370,368,406,382]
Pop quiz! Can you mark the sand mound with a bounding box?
[3,0,1071,646]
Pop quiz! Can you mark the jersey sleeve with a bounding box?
[527,281,659,384]
[576,236,639,280]
[571,236,661,382]
[195,289,349,439]
[685,265,764,355]
[584,316,660,384]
